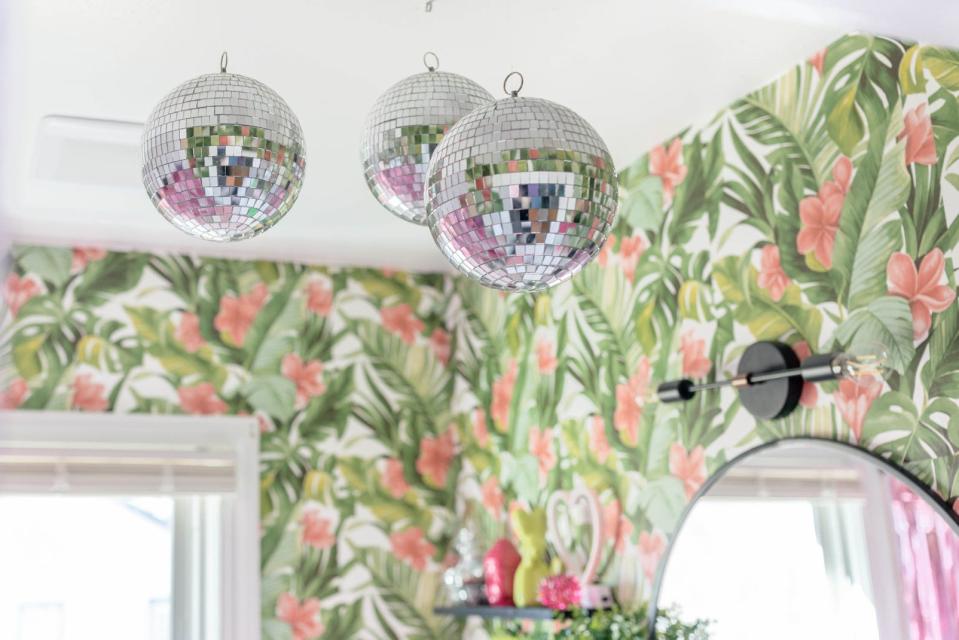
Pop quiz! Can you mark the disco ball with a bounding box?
[425,73,618,291]
[141,53,306,242]
[361,53,493,225]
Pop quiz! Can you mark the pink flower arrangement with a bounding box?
[536,339,558,374]
[0,379,28,409]
[275,592,324,640]
[3,273,41,317]
[473,408,490,448]
[304,279,333,317]
[430,328,451,366]
[796,156,852,270]
[71,247,106,272]
[481,475,504,518]
[390,527,435,570]
[529,426,556,480]
[638,531,666,581]
[300,506,335,550]
[614,357,651,446]
[589,416,611,464]
[380,304,424,345]
[176,312,205,353]
[757,244,791,302]
[887,249,956,340]
[899,104,937,166]
[649,138,688,202]
[834,375,884,440]
[538,574,581,611]
[382,458,410,499]
[679,332,711,378]
[213,283,269,346]
[491,360,518,430]
[620,235,648,283]
[281,353,326,408]
[808,48,826,75]
[72,373,108,412]
[416,428,456,487]
[178,382,227,415]
[669,443,707,500]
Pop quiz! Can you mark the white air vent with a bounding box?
[34,115,143,189]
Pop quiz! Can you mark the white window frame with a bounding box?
[0,410,260,640]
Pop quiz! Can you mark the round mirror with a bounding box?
[655,441,959,640]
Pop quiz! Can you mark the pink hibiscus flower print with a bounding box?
[430,328,451,366]
[792,341,818,408]
[589,415,611,464]
[638,531,666,581]
[381,458,410,499]
[3,274,41,317]
[213,283,269,346]
[797,189,842,269]
[887,249,956,340]
[614,358,651,446]
[491,360,518,431]
[71,247,106,272]
[529,426,556,480]
[679,332,711,378]
[757,244,791,302]
[473,408,490,448]
[620,235,648,283]
[380,304,425,345]
[178,382,227,415]
[807,48,826,75]
[834,375,883,440]
[898,103,937,166]
[281,353,326,408]
[825,156,853,197]
[176,312,205,353]
[648,138,688,202]
[300,506,335,550]
[416,428,456,487]
[602,500,634,552]
[275,592,324,640]
[305,279,333,317]
[481,475,504,518]
[0,379,28,409]
[390,527,436,571]
[597,233,617,268]
[669,443,706,500]
[72,373,108,412]
[536,339,558,374]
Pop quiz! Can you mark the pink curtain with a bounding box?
[889,478,959,640]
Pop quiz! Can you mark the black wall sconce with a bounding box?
[655,341,888,420]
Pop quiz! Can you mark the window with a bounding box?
[0,411,259,640]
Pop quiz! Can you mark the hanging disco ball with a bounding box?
[361,52,493,225]
[425,72,618,292]
[141,52,306,242]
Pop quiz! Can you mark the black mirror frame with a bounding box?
[646,436,959,639]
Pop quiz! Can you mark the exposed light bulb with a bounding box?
[833,341,891,380]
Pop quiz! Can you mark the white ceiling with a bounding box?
[5,0,936,271]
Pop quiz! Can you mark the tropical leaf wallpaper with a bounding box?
[3,33,959,639]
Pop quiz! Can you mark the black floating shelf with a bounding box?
[434,606,610,620]
[434,605,555,620]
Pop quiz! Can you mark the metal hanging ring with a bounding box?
[423,51,440,72]
[503,71,524,97]
[219,51,229,73]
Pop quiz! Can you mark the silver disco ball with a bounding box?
[425,74,618,291]
[141,53,306,242]
[361,53,493,225]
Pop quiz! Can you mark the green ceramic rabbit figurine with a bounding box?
[511,507,550,607]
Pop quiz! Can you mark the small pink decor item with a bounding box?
[483,538,521,606]
[546,489,615,609]
[538,574,581,611]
